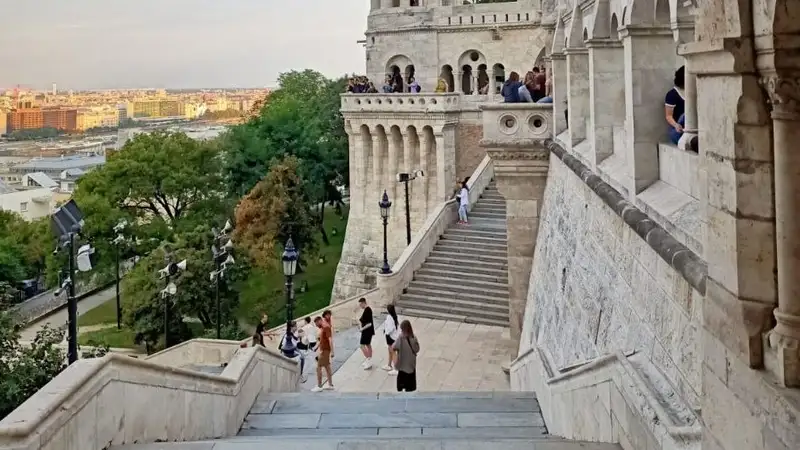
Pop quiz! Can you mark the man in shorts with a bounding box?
[358,297,375,369]
[312,316,334,392]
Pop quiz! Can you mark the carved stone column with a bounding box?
[419,132,430,215]
[387,130,400,207]
[485,145,551,348]
[434,131,455,203]
[550,53,568,136]
[677,60,698,152]
[586,38,624,166]
[565,46,590,148]
[764,73,800,387]
[454,72,462,94]
[372,134,383,203]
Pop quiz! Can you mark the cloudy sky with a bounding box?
[0,0,369,90]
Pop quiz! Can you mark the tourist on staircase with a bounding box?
[358,297,375,369]
[323,309,335,358]
[312,316,335,392]
[458,180,470,225]
[393,320,420,392]
[279,321,306,382]
[382,304,400,375]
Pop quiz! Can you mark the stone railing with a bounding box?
[145,338,244,368]
[479,103,554,145]
[0,343,299,450]
[340,93,462,114]
[377,155,495,305]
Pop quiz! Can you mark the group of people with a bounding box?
[345,74,422,94]
[250,298,421,393]
[501,66,552,104]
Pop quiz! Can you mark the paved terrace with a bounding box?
[299,315,514,392]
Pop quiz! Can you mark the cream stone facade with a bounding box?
[332,0,551,301]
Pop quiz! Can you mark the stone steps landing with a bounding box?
[113,392,621,449]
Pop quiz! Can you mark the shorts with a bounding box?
[385,335,395,347]
[360,332,374,346]
[396,370,417,392]
[318,350,331,367]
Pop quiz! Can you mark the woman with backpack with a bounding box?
[382,304,400,375]
[392,320,420,392]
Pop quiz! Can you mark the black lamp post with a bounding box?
[112,219,128,330]
[281,238,298,352]
[158,255,185,349]
[211,220,234,339]
[379,190,392,274]
[65,228,78,364]
[397,170,423,245]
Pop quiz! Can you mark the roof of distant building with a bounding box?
[12,155,106,171]
[25,172,58,188]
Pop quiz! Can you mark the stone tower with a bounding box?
[331,0,550,302]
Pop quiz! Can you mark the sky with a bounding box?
[0,0,369,90]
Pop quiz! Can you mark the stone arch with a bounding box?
[458,49,487,69]
[533,48,546,67]
[627,0,663,26]
[611,13,620,40]
[566,5,585,48]
[583,28,588,41]
[405,65,416,90]
[373,125,389,196]
[493,64,506,94]
[477,64,489,94]
[590,0,612,39]
[655,0,670,23]
[621,6,628,25]
[461,64,474,94]
[386,54,412,91]
[440,65,455,92]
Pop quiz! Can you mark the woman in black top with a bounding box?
[358,297,375,370]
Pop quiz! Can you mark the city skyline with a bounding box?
[1,0,369,90]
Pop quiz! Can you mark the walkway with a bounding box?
[301,316,514,392]
[19,287,117,341]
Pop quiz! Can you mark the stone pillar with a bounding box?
[587,39,624,167]
[351,129,367,218]
[387,131,400,206]
[371,134,383,213]
[419,132,430,215]
[678,61,698,151]
[486,145,550,348]
[564,47,589,148]
[454,72,462,94]
[550,53,568,136]
[683,40,776,369]
[434,132,454,203]
[764,73,800,387]
[620,26,676,195]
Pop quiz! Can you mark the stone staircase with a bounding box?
[116,391,620,449]
[396,182,510,327]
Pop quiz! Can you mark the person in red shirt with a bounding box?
[312,316,335,392]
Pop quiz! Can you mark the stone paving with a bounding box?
[308,316,515,393]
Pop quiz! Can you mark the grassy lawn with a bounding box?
[77,205,349,346]
[237,206,349,330]
[79,322,205,350]
[79,297,119,326]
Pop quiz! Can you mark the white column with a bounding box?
[678,61,698,151]
[587,39,624,166]
[434,133,452,202]
[418,132,430,215]
[387,132,399,204]
[454,72,462,94]
[565,47,590,147]
[372,134,383,210]
[550,53,568,135]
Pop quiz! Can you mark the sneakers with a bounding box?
[311,385,324,392]
[362,358,373,370]
[312,382,335,392]
[388,369,398,376]
[324,383,335,390]
[381,365,393,371]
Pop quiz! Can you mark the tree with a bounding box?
[233,156,318,271]
[0,307,65,419]
[73,131,231,281]
[0,211,56,296]
[222,70,349,242]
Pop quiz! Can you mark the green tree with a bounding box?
[0,308,65,419]
[0,211,56,295]
[73,131,231,281]
[233,156,318,271]
[221,70,349,241]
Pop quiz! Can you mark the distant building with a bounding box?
[7,107,78,132]
[22,172,58,189]
[10,155,105,178]
[132,100,184,118]
[0,112,7,135]
[0,178,53,221]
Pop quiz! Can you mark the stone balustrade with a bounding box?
[479,103,554,145]
[377,155,494,306]
[340,93,461,114]
[0,343,299,450]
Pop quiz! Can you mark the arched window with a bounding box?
[477,64,489,94]
[461,65,473,95]
[405,65,416,92]
[492,64,505,94]
[440,65,455,93]
[389,65,403,92]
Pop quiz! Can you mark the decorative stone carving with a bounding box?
[761,75,800,119]
[486,149,551,161]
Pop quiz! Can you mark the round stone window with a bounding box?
[499,114,519,135]
[528,114,549,135]
[470,51,480,62]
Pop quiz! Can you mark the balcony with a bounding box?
[479,103,554,145]
[340,93,462,115]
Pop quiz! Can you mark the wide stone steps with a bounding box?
[392,181,512,327]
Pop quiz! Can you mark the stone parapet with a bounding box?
[0,344,299,450]
[341,93,462,115]
[478,103,553,144]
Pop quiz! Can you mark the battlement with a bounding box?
[367,1,540,33]
[341,92,461,114]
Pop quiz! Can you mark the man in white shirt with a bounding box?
[299,316,318,352]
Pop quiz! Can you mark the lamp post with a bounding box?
[379,190,392,274]
[112,219,128,330]
[158,254,186,349]
[281,238,298,353]
[396,170,424,245]
[65,228,78,364]
[211,220,234,339]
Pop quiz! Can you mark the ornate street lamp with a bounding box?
[211,220,234,339]
[281,238,298,353]
[112,219,128,330]
[379,190,392,274]
[397,170,424,245]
